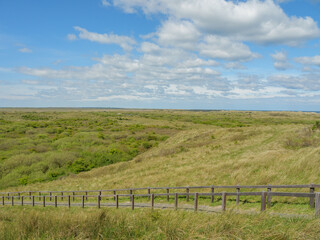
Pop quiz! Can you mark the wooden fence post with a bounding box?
[211,186,214,203]
[85,192,88,201]
[38,192,41,201]
[61,192,63,201]
[166,189,170,202]
[21,196,24,206]
[113,191,116,201]
[186,187,190,202]
[194,193,198,212]
[7,193,9,200]
[11,196,14,206]
[131,195,135,210]
[315,192,320,217]
[116,195,119,209]
[68,195,71,208]
[2,196,4,206]
[261,191,267,212]
[32,196,35,207]
[72,192,75,201]
[267,188,272,208]
[97,195,101,208]
[151,193,154,209]
[82,195,85,208]
[49,192,52,201]
[43,196,46,207]
[310,184,315,208]
[54,196,57,207]
[222,192,227,212]
[29,191,31,200]
[175,193,178,210]
[236,187,240,205]
[148,188,151,200]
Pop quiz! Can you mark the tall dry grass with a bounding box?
[0,207,320,239]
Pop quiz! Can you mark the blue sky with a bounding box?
[1,0,320,110]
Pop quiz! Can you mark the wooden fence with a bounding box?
[1,184,320,217]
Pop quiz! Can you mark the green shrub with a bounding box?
[70,158,94,173]
[312,121,320,131]
[19,176,29,185]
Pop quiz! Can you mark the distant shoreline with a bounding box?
[0,107,319,113]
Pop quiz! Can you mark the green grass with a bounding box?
[2,109,320,238]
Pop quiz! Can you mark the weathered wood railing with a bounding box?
[1,184,319,207]
[1,191,320,217]
[0,184,320,217]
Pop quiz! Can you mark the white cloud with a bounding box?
[199,35,259,61]
[85,95,153,101]
[153,19,259,61]
[271,51,287,62]
[269,73,320,91]
[112,0,320,46]
[224,62,246,70]
[227,86,290,99]
[164,84,189,95]
[73,26,136,51]
[101,0,111,7]
[67,34,77,41]
[192,86,223,97]
[157,20,200,49]
[19,48,32,53]
[294,55,320,67]
[0,67,12,72]
[271,50,292,70]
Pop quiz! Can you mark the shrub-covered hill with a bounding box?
[0,109,180,189]
[2,109,320,193]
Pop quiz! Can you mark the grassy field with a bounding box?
[1,109,320,239]
[1,207,320,239]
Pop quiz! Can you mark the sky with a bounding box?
[1,0,320,111]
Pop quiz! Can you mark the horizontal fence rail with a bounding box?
[1,184,320,217]
[2,184,320,195]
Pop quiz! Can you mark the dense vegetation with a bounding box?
[0,110,176,189]
[1,109,320,239]
[1,109,320,191]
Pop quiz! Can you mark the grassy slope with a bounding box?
[2,109,320,239]
[4,110,320,192]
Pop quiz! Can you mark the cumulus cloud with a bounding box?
[157,20,200,49]
[199,35,259,61]
[11,0,320,105]
[224,62,246,70]
[111,0,320,46]
[73,26,136,51]
[271,50,292,70]
[269,73,320,91]
[294,55,320,67]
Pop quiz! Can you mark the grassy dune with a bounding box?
[1,109,320,239]
[3,109,320,192]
